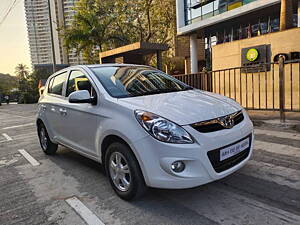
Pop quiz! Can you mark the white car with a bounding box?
[37,64,254,200]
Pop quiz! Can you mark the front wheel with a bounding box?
[105,142,147,200]
[38,123,58,155]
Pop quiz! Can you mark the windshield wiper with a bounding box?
[183,86,193,90]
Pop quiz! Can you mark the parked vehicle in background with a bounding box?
[4,95,9,104]
[36,64,254,200]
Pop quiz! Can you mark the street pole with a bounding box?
[47,0,56,73]
[279,55,285,123]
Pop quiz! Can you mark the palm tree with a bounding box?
[15,64,29,80]
[280,0,294,31]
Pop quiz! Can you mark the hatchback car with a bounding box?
[37,64,254,200]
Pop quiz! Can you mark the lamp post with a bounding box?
[47,0,56,73]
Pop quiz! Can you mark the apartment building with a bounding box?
[24,0,83,67]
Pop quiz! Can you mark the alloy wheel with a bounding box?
[40,127,48,150]
[109,152,131,192]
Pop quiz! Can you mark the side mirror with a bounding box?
[69,90,97,105]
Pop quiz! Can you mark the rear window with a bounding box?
[48,72,68,96]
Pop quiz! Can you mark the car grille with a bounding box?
[207,135,252,173]
[191,110,244,133]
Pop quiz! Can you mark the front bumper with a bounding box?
[131,111,254,189]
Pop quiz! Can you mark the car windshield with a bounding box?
[90,66,193,98]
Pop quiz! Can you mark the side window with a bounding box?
[48,72,68,96]
[67,70,95,97]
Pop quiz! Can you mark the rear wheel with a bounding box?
[38,123,58,155]
[105,142,147,200]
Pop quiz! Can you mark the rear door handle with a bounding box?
[59,108,67,116]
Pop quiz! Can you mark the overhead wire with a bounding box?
[0,0,20,27]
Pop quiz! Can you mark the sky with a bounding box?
[0,0,31,75]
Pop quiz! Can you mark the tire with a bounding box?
[37,123,58,155]
[105,142,147,201]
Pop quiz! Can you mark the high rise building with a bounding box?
[24,0,84,68]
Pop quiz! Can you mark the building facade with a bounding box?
[176,0,300,72]
[24,0,84,68]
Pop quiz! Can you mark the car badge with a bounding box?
[219,115,234,129]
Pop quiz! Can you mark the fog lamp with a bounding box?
[171,161,185,173]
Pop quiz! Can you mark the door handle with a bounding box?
[59,108,67,116]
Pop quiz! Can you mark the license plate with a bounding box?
[220,137,250,161]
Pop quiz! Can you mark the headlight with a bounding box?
[134,110,194,144]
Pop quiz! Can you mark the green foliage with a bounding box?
[12,63,45,104]
[15,64,29,80]
[63,0,176,64]
[0,73,18,96]
[17,67,54,104]
[17,78,39,104]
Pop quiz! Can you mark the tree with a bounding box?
[280,0,294,31]
[0,73,18,96]
[15,64,29,80]
[62,0,176,64]
[63,0,118,63]
[14,64,40,104]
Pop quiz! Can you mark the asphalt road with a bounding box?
[0,104,299,225]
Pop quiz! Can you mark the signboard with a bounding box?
[241,45,271,72]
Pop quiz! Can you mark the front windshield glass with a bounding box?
[91,66,192,98]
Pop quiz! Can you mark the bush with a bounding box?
[18,92,38,104]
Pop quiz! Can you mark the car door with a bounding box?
[58,69,100,157]
[44,71,69,139]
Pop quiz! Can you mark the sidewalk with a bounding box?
[248,110,300,132]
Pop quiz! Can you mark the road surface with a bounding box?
[0,104,299,225]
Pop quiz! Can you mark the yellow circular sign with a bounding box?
[246,48,259,62]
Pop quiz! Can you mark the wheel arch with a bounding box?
[36,118,44,128]
[100,134,147,184]
[36,117,56,143]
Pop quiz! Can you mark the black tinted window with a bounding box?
[91,66,191,98]
[67,70,95,97]
[48,72,68,95]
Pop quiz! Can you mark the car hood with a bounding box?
[118,90,242,125]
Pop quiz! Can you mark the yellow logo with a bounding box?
[246,48,259,62]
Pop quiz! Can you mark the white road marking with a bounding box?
[0,157,20,167]
[2,123,35,130]
[65,196,105,225]
[18,149,40,166]
[255,129,300,140]
[254,140,300,157]
[2,133,13,141]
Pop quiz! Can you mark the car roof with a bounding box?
[48,63,155,80]
[86,63,152,68]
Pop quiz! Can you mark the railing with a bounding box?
[174,71,213,92]
[173,58,300,120]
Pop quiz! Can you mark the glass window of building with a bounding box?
[184,0,258,25]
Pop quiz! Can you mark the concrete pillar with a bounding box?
[190,34,198,73]
[280,0,293,31]
[176,0,185,30]
[184,58,188,74]
[298,0,300,27]
[156,51,162,70]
